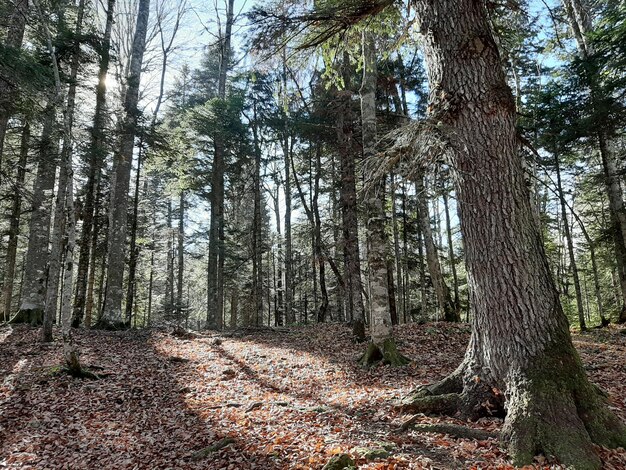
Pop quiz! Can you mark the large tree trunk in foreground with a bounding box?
[404,0,626,467]
[359,30,408,367]
[100,0,150,327]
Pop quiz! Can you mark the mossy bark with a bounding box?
[359,338,410,367]
[405,336,626,469]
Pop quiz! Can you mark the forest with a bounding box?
[1,0,626,468]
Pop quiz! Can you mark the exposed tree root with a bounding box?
[91,319,129,330]
[358,338,410,367]
[191,437,236,461]
[396,419,496,440]
[54,363,100,380]
[400,393,461,415]
[8,309,43,325]
[403,347,626,469]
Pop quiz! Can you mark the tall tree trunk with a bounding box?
[101,0,150,326]
[42,0,85,342]
[146,250,154,326]
[404,1,626,466]
[359,30,408,366]
[0,0,29,167]
[83,179,101,329]
[415,175,456,322]
[176,191,185,327]
[230,284,238,328]
[555,154,586,330]
[73,0,115,326]
[14,106,56,324]
[207,0,234,329]
[2,121,29,322]
[391,174,404,323]
[251,101,264,326]
[401,184,410,322]
[124,145,143,324]
[442,187,460,315]
[272,184,284,325]
[313,144,329,323]
[280,54,295,325]
[166,199,174,315]
[337,66,366,340]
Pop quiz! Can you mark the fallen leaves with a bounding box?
[0,322,625,469]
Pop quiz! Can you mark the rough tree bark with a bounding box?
[100,0,150,327]
[2,121,29,322]
[359,29,408,367]
[13,104,56,325]
[403,1,626,467]
[337,82,366,341]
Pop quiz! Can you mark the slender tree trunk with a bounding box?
[313,144,329,323]
[415,175,456,322]
[166,199,174,315]
[442,187,461,316]
[2,122,29,322]
[555,154,586,330]
[359,30,408,366]
[176,191,185,326]
[280,50,294,325]
[101,0,150,326]
[391,173,404,323]
[336,75,366,340]
[272,184,284,325]
[405,1,626,466]
[125,146,143,324]
[401,184,410,322]
[83,179,100,329]
[146,251,154,326]
[73,0,115,326]
[251,101,264,326]
[230,284,238,328]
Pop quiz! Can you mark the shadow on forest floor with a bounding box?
[1,322,625,469]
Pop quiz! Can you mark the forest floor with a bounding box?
[1,322,625,469]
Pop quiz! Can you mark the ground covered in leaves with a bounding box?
[1,322,625,469]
